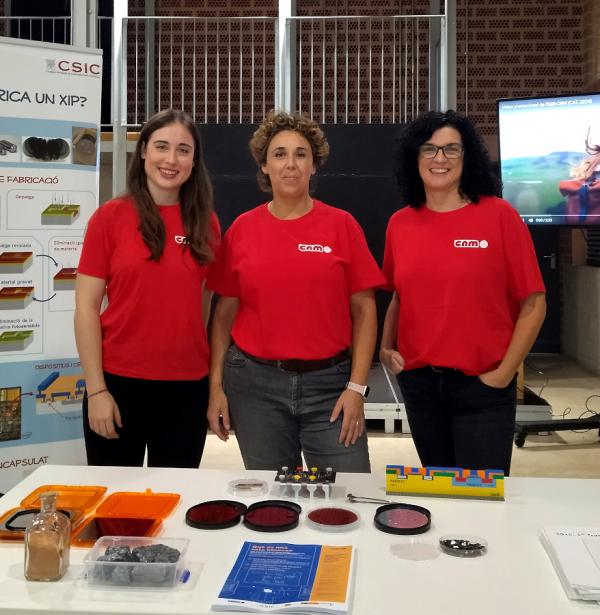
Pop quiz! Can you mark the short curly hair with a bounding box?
[249,110,330,192]
[393,110,501,208]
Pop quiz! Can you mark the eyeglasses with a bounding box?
[418,143,464,159]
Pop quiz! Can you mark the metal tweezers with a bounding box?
[346,493,391,504]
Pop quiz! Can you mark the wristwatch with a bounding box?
[346,381,370,398]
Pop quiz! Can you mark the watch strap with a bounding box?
[346,381,370,398]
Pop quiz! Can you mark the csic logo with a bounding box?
[46,58,101,78]
[298,244,332,253]
[453,239,489,249]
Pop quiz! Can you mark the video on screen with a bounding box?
[497,93,600,225]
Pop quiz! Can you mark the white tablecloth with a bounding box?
[0,464,598,615]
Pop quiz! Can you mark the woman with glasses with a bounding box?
[207,110,384,472]
[379,110,546,475]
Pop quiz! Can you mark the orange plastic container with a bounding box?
[70,489,180,548]
[0,484,107,542]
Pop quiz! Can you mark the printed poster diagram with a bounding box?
[0,236,83,357]
[35,369,85,416]
[0,386,21,443]
[6,188,95,230]
[0,37,102,493]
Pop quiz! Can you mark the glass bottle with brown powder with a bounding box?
[24,491,70,581]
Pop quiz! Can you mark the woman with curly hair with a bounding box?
[207,110,384,472]
[380,110,546,475]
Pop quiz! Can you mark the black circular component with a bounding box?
[373,503,431,535]
[185,500,247,530]
[5,508,72,531]
[243,500,301,532]
[439,535,488,557]
[247,500,302,514]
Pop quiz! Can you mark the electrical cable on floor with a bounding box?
[524,359,548,398]
[522,361,600,435]
[571,395,600,433]
[553,396,600,433]
[559,407,571,419]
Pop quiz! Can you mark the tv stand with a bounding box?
[513,386,600,447]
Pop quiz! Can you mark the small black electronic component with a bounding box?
[439,535,488,557]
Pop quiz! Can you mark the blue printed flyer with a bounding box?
[211,542,355,613]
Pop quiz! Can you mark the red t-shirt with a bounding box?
[382,196,545,375]
[207,200,385,359]
[77,196,220,380]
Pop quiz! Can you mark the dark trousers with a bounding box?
[397,366,517,475]
[83,372,208,468]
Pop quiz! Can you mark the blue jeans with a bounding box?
[223,345,371,472]
[397,366,517,475]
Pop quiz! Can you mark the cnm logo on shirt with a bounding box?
[453,239,489,249]
[298,243,332,253]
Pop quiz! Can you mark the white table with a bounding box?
[0,465,598,615]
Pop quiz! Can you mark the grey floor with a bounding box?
[201,355,600,478]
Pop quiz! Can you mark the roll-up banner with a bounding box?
[0,37,102,492]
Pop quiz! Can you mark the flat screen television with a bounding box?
[497,92,600,225]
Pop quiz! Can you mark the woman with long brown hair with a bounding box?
[75,109,219,467]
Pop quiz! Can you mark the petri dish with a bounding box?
[390,541,441,561]
[243,500,301,532]
[185,500,247,530]
[374,503,431,535]
[439,534,488,557]
[306,507,360,532]
[4,508,73,532]
[227,479,268,497]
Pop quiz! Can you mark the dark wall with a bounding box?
[200,123,400,350]
[200,123,559,353]
[201,123,399,255]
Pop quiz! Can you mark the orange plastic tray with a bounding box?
[71,489,180,548]
[0,484,107,542]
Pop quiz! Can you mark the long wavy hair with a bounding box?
[126,109,215,263]
[393,110,501,208]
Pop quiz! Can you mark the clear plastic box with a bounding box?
[84,536,189,588]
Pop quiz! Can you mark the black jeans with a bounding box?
[83,372,208,468]
[397,366,517,475]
